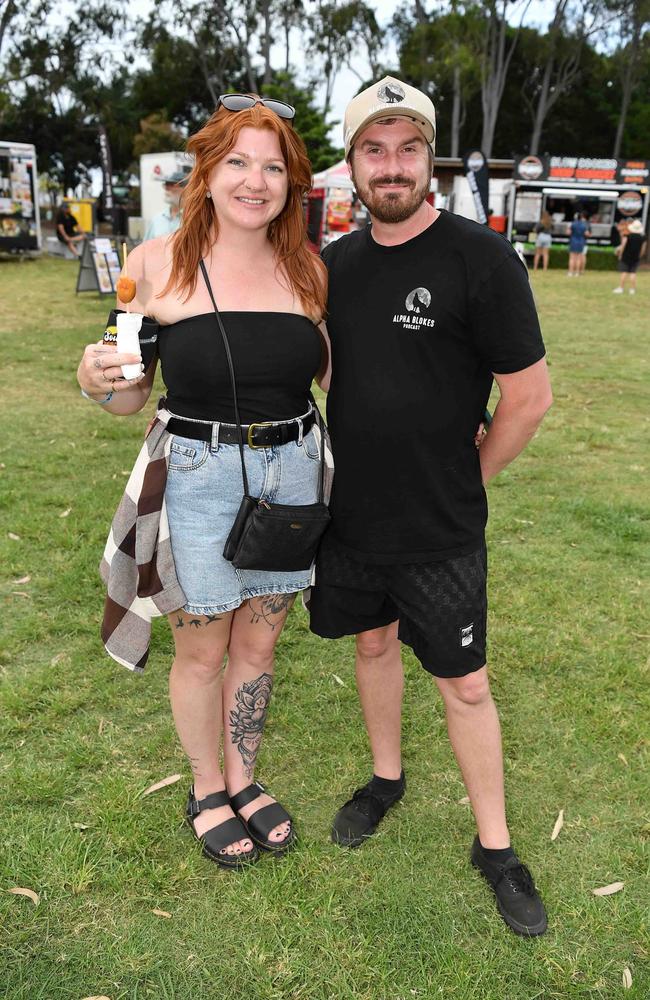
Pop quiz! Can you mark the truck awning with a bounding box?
[542,188,619,199]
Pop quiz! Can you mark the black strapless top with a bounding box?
[157,311,322,423]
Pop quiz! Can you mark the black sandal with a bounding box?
[186,786,260,869]
[229,782,296,855]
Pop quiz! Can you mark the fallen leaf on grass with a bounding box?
[152,908,172,918]
[592,881,624,896]
[142,774,182,796]
[98,718,105,735]
[11,592,30,598]
[51,653,66,666]
[332,674,345,687]
[618,753,629,766]
[7,887,39,905]
[551,808,564,841]
[458,796,471,805]
[59,508,71,518]
[121,470,130,476]
[13,575,31,584]
[622,968,632,989]
[80,996,111,1000]
[73,823,89,831]
[8,532,20,541]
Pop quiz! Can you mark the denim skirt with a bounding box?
[165,426,322,615]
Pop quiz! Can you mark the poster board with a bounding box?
[76,235,134,296]
[0,141,40,253]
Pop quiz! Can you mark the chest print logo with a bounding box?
[393,287,435,332]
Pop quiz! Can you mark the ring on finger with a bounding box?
[102,370,112,383]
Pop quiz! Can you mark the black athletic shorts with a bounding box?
[308,535,487,679]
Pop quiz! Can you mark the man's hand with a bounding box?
[478,357,552,485]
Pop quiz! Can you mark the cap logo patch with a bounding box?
[378,82,405,104]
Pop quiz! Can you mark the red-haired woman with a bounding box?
[77,97,328,869]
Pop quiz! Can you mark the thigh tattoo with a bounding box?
[247,593,296,630]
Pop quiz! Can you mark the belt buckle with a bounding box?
[246,421,272,449]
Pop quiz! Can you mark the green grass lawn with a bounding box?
[0,257,648,1000]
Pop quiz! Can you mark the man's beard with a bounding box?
[353,173,430,224]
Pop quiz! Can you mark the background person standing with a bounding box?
[533,210,553,271]
[613,218,646,294]
[567,211,591,277]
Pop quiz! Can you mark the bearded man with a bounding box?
[309,77,552,937]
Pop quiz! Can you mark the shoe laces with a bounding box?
[500,860,535,896]
[346,787,385,818]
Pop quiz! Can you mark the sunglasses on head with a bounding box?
[217,93,296,121]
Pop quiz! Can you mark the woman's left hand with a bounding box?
[474,421,487,448]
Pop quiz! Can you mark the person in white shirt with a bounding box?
[144,168,190,240]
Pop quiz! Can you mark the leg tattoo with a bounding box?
[248,593,296,630]
[229,672,273,778]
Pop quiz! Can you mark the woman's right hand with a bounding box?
[77,340,145,399]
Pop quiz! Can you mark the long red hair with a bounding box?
[162,102,326,321]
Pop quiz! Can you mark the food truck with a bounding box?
[0,141,41,255]
[507,155,649,245]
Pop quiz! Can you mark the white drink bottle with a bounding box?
[116,312,144,379]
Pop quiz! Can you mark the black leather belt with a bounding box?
[168,409,316,449]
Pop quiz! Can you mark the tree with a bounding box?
[476,0,532,157]
[132,112,185,157]
[0,1,128,188]
[262,72,343,171]
[522,0,612,155]
[395,4,481,157]
[307,1,383,116]
[610,0,650,156]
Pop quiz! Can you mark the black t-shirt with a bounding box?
[322,210,546,563]
[55,207,78,241]
[622,232,645,265]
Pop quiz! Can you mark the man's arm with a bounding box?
[478,357,552,485]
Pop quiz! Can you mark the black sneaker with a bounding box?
[331,773,405,848]
[471,836,548,936]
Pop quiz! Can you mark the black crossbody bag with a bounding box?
[199,260,330,572]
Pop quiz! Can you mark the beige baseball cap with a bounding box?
[344,76,436,160]
[627,218,645,234]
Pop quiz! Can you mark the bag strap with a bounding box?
[199,258,326,503]
[199,259,250,496]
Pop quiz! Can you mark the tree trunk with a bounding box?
[480,0,529,158]
[613,11,642,158]
[0,0,18,58]
[260,0,272,86]
[451,64,461,157]
[529,54,554,154]
[414,0,430,88]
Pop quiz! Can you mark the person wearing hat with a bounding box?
[613,218,646,295]
[309,76,552,936]
[144,167,191,241]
